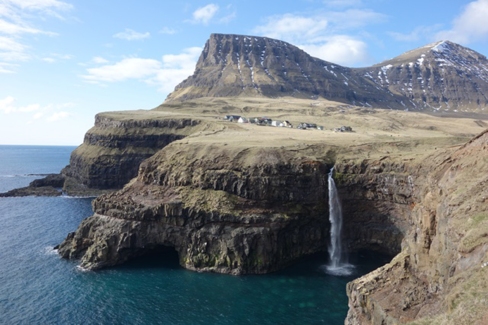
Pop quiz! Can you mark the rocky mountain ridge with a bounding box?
[167,34,488,112]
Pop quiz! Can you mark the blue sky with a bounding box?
[1,0,487,145]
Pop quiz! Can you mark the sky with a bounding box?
[1,0,488,145]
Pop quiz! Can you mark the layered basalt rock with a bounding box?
[335,159,415,256]
[345,130,488,325]
[166,33,410,109]
[167,34,488,112]
[358,41,488,111]
[58,143,336,274]
[60,112,206,195]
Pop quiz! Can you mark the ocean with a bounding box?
[0,145,389,325]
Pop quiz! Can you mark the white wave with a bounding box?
[43,246,59,256]
[60,194,97,199]
[76,265,91,273]
[320,263,355,276]
[0,174,43,178]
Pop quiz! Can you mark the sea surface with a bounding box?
[0,145,390,325]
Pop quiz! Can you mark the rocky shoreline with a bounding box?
[5,105,487,323]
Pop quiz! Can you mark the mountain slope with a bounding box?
[166,34,488,112]
[166,33,410,109]
[357,40,488,111]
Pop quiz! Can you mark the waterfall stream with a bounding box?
[325,167,354,276]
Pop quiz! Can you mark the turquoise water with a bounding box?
[0,145,390,325]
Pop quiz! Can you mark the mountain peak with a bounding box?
[165,34,488,112]
[165,33,408,108]
[430,40,451,53]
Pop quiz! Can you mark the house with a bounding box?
[334,126,353,132]
[282,120,293,128]
[254,117,272,125]
[297,122,317,129]
[224,115,241,122]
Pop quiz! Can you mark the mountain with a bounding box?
[166,33,410,109]
[166,34,488,112]
[357,40,488,111]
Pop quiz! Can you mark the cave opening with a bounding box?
[122,245,181,270]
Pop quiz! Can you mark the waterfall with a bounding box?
[325,167,354,276]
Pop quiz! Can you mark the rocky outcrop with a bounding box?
[0,173,64,197]
[357,40,488,111]
[60,112,208,196]
[166,33,411,109]
[58,143,336,274]
[56,111,488,323]
[167,34,488,112]
[345,130,488,325]
[335,159,415,256]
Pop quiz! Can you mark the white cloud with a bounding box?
[83,58,162,82]
[0,96,15,113]
[0,19,51,35]
[253,14,328,41]
[2,0,72,12]
[159,27,177,35]
[0,96,73,125]
[151,47,201,93]
[46,111,69,122]
[0,62,16,73]
[113,28,150,41]
[0,96,40,114]
[92,56,108,64]
[436,0,488,44]
[83,47,201,94]
[0,0,71,71]
[191,4,219,25]
[252,10,383,66]
[300,35,369,66]
[0,35,28,61]
[0,96,41,113]
[219,11,236,24]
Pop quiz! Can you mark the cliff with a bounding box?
[166,33,412,109]
[50,33,488,324]
[345,130,488,325]
[60,111,209,196]
[54,103,488,323]
[58,142,336,274]
[357,41,488,111]
[167,34,488,112]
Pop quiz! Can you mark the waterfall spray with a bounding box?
[325,167,354,276]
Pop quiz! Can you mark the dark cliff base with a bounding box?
[39,99,488,324]
[0,174,65,197]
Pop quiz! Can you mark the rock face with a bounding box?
[0,173,65,197]
[166,33,410,109]
[58,143,336,274]
[167,34,488,112]
[60,112,206,195]
[345,130,488,325]
[53,33,488,324]
[56,111,488,322]
[358,41,488,111]
[335,159,415,257]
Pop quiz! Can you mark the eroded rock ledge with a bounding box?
[61,113,206,195]
[58,143,336,274]
[55,109,488,323]
[345,130,488,325]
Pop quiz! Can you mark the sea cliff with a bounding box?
[55,102,488,323]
